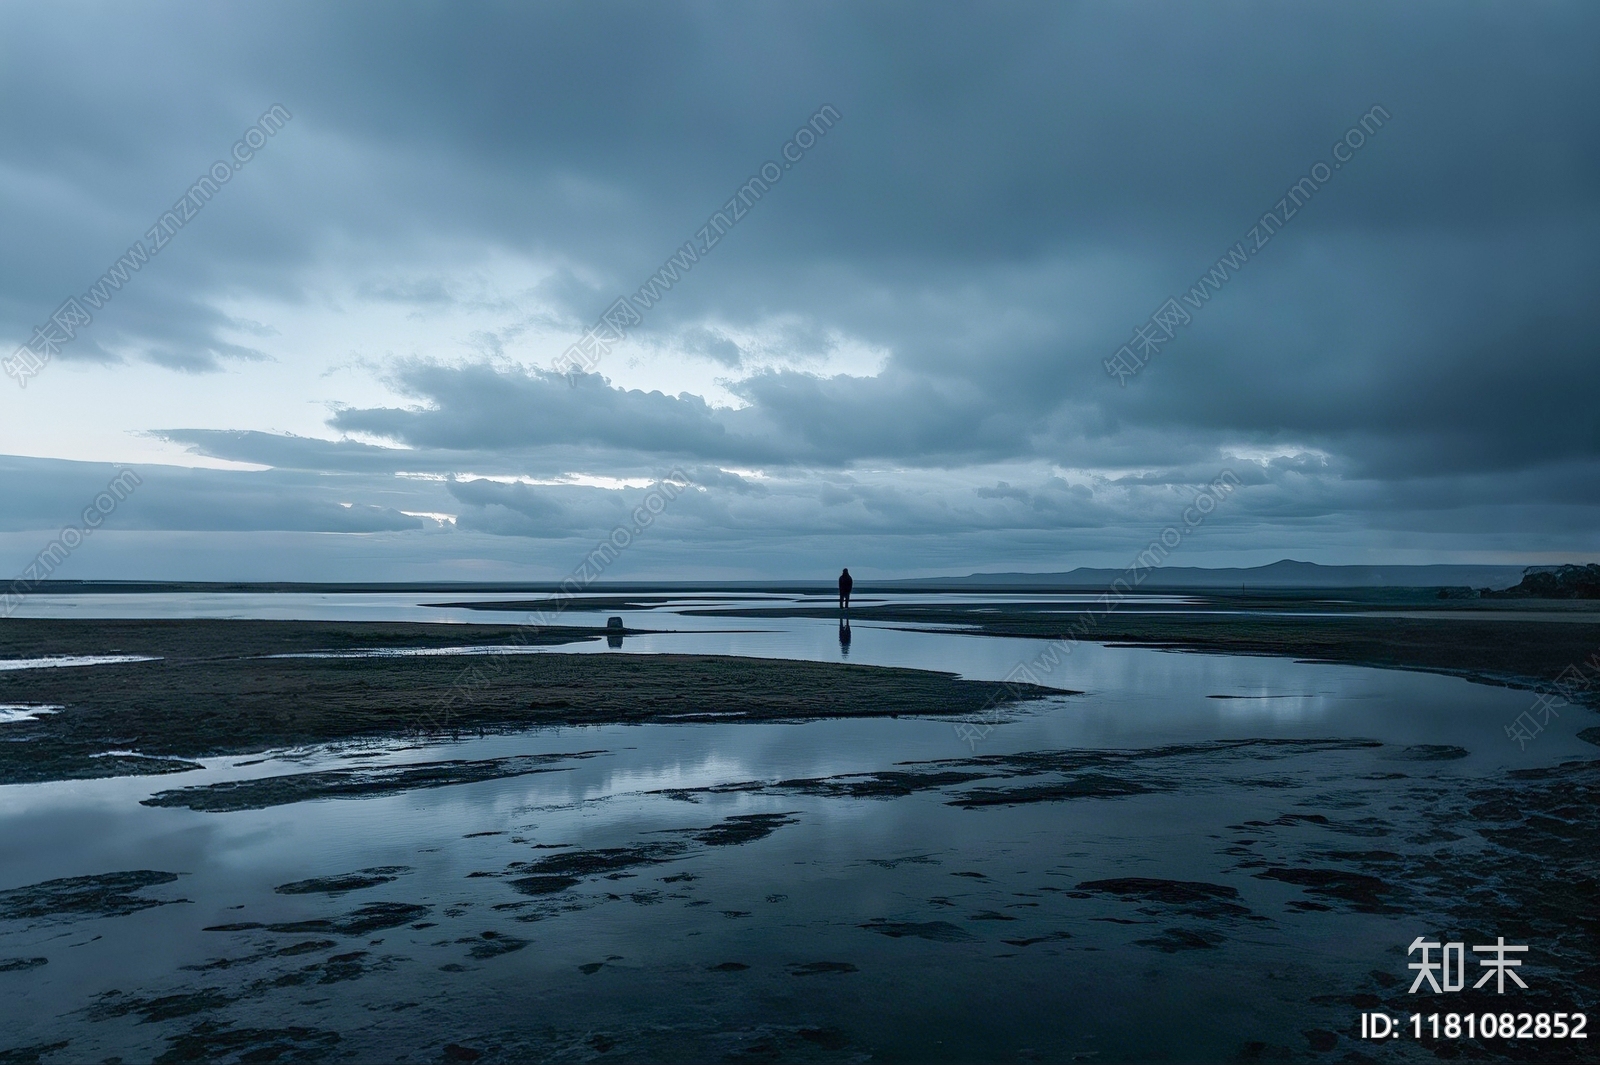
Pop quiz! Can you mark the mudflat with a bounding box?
[657,595,1600,695]
[0,618,1063,785]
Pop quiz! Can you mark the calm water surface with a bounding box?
[0,593,1588,1062]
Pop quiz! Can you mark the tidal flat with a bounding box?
[0,618,1062,785]
[1,601,1597,1063]
[661,592,1600,696]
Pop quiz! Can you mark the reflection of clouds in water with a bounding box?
[0,668,1579,1061]
[267,645,558,660]
[585,753,758,801]
[0,616,1584,1065]
[1204,693,1337,723]
[0,704,63,723]
[0,655,159,671]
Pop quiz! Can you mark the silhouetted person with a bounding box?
[838,616,852,656]
[838,568,853,610]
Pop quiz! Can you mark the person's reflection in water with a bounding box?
[838,616,851,657]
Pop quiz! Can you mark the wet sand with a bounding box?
[0,618,1063,785]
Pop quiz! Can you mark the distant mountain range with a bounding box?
[882,559,1533,590]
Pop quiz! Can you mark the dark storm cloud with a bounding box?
[330,363,754,461]
[327,360,1035,468]
[3,1,1599,569]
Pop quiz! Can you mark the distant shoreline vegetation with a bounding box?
[1437,563,1600,600]
[1477,564,1600,600]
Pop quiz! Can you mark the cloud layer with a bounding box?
[2,2,1597,579]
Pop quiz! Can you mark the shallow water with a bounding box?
[0,654,161,672]
[3,590,1196,622]
[0,593,1592,1062]
[0,705,62,724]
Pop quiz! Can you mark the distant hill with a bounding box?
[883,559,1532,590]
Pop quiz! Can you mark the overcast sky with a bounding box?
[2,1,1597,581]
